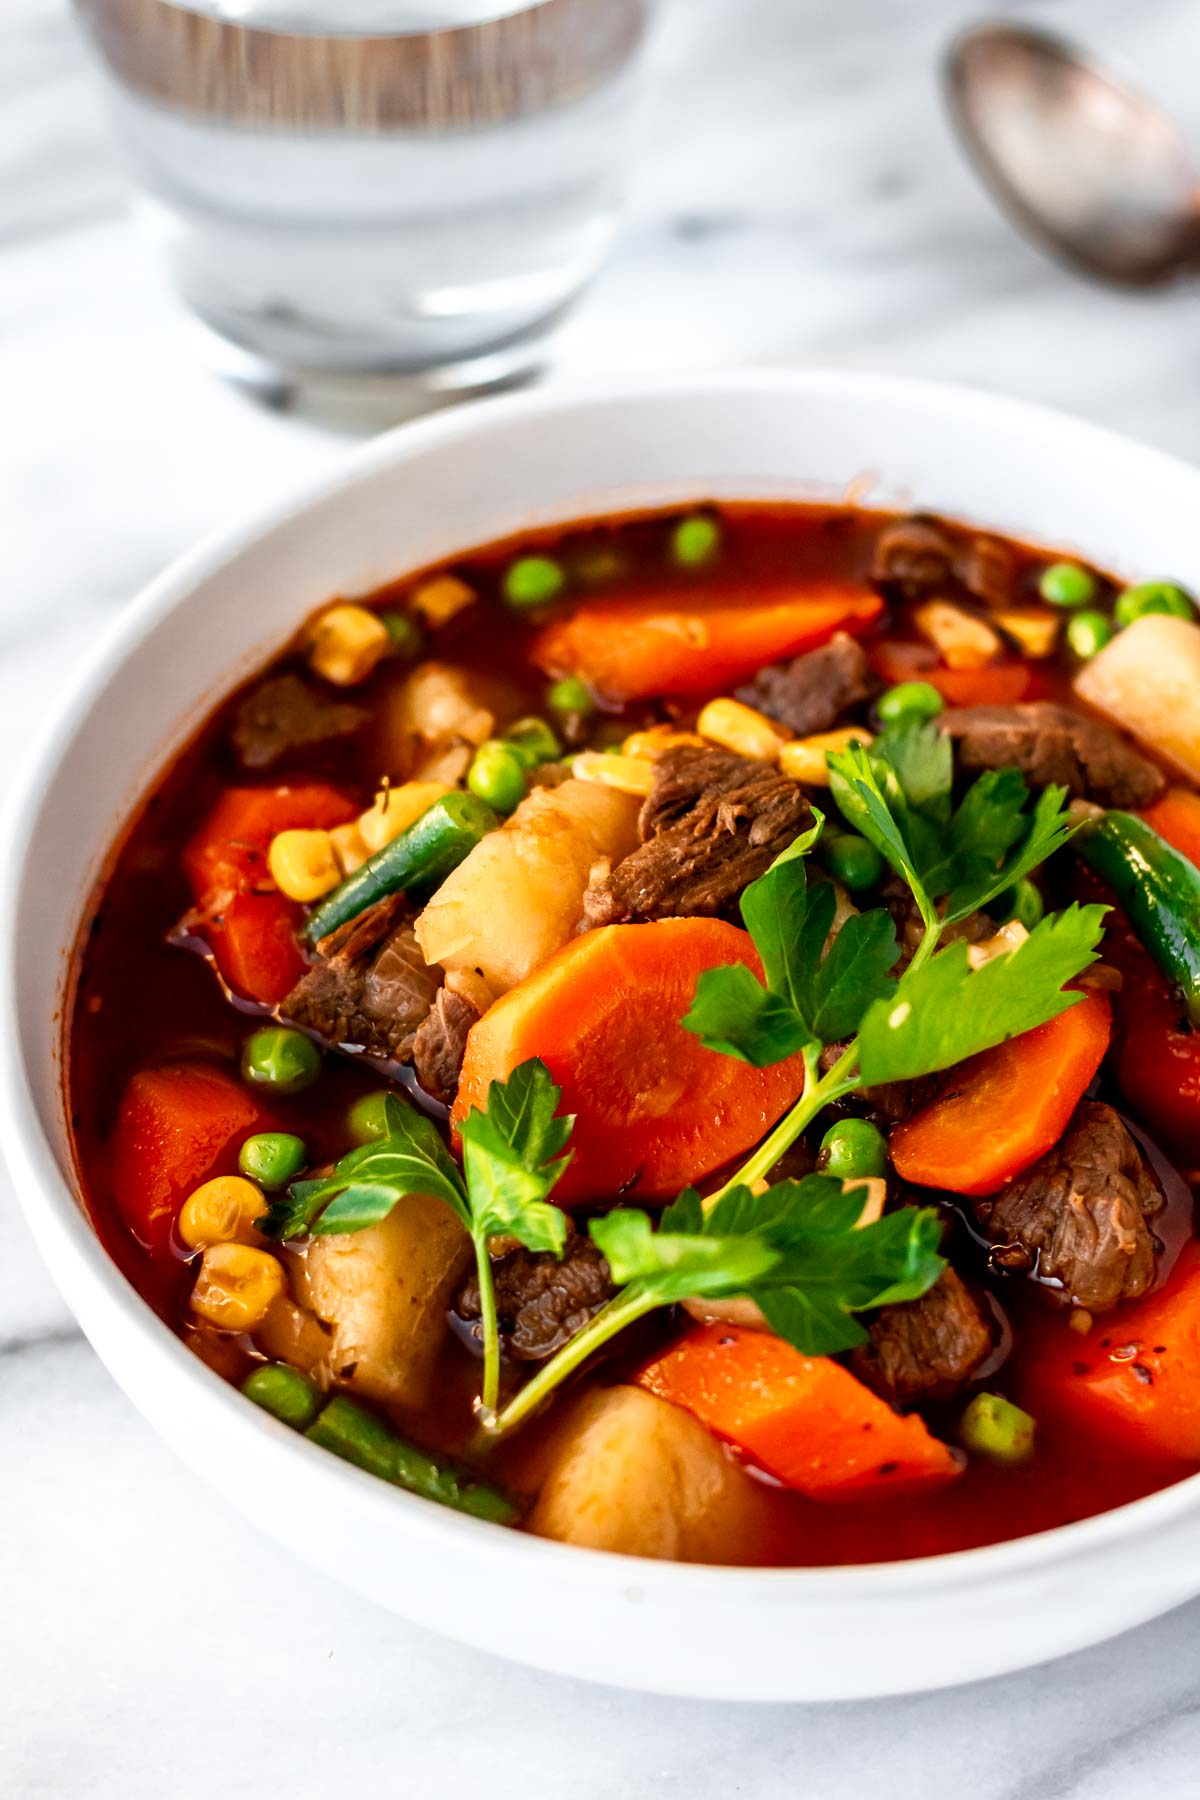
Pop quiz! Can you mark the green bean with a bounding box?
[306,1397,519,1524]
[302,792,497,945]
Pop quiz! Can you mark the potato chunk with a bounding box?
[529,1386,760,1563]
[290,1194,470,1409]
[1074,614,1200,782]
[415,778,640,994]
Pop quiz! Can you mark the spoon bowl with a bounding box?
[946,22,1200,286]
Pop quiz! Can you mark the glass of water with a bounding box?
[73,0,652,397]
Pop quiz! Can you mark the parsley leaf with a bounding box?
[942,782,1076,923]
[855,902,1108,1086]
[683,828,899,1063]
[258,1097,465,1241]
[458,1060,571,1255]
[589,1175,946,1356]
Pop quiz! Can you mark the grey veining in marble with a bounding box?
[7,0,1200,1793]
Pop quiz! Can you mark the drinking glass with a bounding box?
[74,0,652,396]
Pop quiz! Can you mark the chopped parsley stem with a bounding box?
[474,1227,503,1420]
[711,1039,861,1203]
[487,1286,659,1439]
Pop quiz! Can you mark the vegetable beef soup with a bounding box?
[67,503,1200,1565]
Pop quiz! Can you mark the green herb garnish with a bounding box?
[259,1062,571,1418]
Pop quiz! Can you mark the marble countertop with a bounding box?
[7,0,1200,1791]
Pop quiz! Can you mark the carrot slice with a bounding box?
[1140,789,1200,870]
[183,782,355,899]
[1030,1240,1200,1460]
[452,919,809,1204]
[889,991,1112,1197]
[182,783,357,1004]
[1104,931,1200,1158]
[110,1063,271,1259]
[532,583,883,702]
[637,1323,962,1497]
[868,641,1034,707]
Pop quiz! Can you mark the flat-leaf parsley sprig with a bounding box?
[259,1060,572,1418]
[684,723,1107,1197]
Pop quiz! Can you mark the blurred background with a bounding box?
[7,1,1200,1792]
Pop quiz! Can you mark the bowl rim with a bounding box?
[6,362,1200,1602]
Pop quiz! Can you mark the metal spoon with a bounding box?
[945,21,1200,286]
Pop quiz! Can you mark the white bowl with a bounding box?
[5,369,1200,1702]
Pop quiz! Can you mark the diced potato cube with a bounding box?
[415,778,640,993]
[530,1386,760,1563]
[1074,614,1200,782]
[290,1194,470,1409]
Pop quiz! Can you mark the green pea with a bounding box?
[959,1392,1036,1465]
[503,716,561,768]
[238,1132,307,1190]
[823,832,885,893]
[378,610,421,656]
[503,555,565,609]
[817,1117,888,1182]
[347,1090,394,1145]
[1114,580,1195,628]
[547,676,595,722]
[468,740,526,813]
[877,681,944,727]
[1066,610,1114,660]
[242,1363,322,1431]
[1038,561,1097,608]
[993,877,1044,931]
[241,1026,322,1095]
[671,514,720,566]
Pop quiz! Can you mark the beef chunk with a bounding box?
[975,1101,1164,1312]
[733,632,871,735]
[582,745,813,926]
[850,1266,995,1401]
[232,673,369,771]
[940,702,1165,808]
[281,894,440,1062]
[872,514,1018,609]
[457,1232,615,1361]
[412,987,481,1106]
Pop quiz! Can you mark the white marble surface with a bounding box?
[7,0,1200,1791]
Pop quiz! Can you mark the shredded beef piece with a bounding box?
[457,1232,615,1361]
[281,894,440,1062]
[818,1039,937,1123]
[412,987,481,1106]
[975,1100,1163,1312]
[872,514,1018,608]
[880,875,992,974]
[231,673,369,771]
[939,702,1165,808]
[850,1266,995,1401]
[733,633,871,735]
[582,745,813,926]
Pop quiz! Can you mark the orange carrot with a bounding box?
[637,1323,962,1497]
[1031,1240,1200,1460]
[183,783,357,1004]
[1140,789,1200,870]
[889,991,1112,1197]
[110,1063,271,1259]
[532,583,883,701]
[869,641,1034,707]
[452,919,809,1204]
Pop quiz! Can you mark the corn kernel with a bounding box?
[993,607,1061,658]
[571,752,655,796]
[190,1243,285,1332]
[308,604,391,687]
[409,574,476,627]
[621,725,705,760]
[697,697,786,762]
[913,600,1001,670]
[268,828,340,902]
[179,1176,266,1250]
[358,781,451,854]
[779,728,873,786]
[329,820,370,877]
